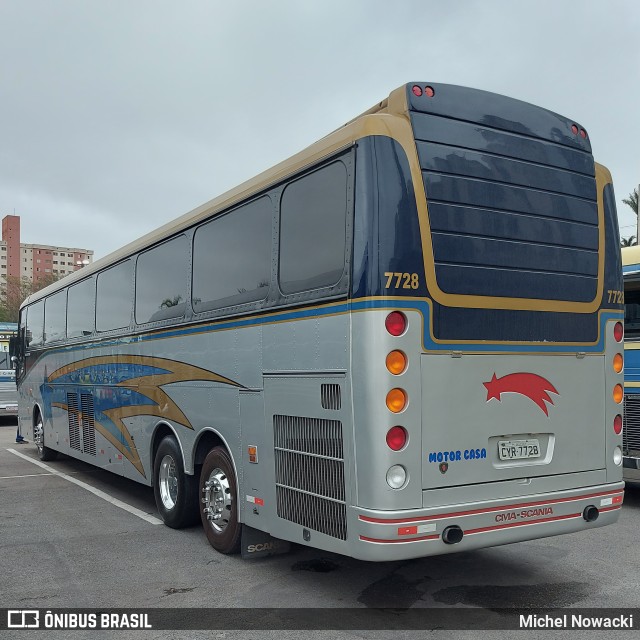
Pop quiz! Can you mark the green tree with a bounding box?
[621,235,637,247]
[0,273,63,323]
[623,188,639,216]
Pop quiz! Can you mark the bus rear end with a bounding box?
[349,83,624,561]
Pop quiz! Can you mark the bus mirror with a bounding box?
[8,336,17,360]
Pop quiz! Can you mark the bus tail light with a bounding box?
[386,426,407,451]
[614,414,623,435]
[386,388,407,413]
[613,384,623,404]
[613,353,623,373]
[386,465,407,489]
[386,350,407,375]
[614,322,623,342]
[385,312,407,336]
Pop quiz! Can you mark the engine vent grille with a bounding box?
[80,393,96,457]
[67,392,81,451]
[274,415,346,540]
[321,384,341,411]
[66,391,96,456]
[623,394,640,454]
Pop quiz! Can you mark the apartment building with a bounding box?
[1,215,93,284]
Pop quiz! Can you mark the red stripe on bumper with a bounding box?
[358,489,624,525]
[360,534,440,544]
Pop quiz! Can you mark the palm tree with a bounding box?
[621,236,637,247]
[623,188,639,215]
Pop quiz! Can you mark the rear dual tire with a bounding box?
[153,436,241,553]
[199,446,241,554]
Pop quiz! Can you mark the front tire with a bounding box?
[153,435,199,528]
[34,413,58,461]
[199,446,241,554]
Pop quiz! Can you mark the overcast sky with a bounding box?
[1,1,638,260]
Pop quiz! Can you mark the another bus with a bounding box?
[13,83,624,560]
[621,245,640,482]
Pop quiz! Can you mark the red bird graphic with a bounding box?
[483,372,559,416]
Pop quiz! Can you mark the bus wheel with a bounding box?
[199,447,241,554]
[34,413,58,462]
[153,435,199,528]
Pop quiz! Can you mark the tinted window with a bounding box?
[136,235,188,323]
[26,300,44,348]
[67,277,96,338]
[625,283,640,338]
[44,290,67,343]
[279,161,348,294]
[193,196,272,313]
[96,261,132,331]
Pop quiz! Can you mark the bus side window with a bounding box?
[25,300,44,348]
[279,160,348,295]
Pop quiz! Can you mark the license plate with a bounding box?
[498,438,541,461]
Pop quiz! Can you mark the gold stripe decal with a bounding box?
[42,356,242,477]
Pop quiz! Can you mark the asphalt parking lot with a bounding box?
[1,418,639,639]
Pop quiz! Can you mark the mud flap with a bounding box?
[241,525,291,559]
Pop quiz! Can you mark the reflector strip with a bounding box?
[358,489,624,524]
[398,526,417,535]
[398,523,436,536]
[360,534,440,544]
[246,495,264,506]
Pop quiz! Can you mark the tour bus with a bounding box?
[13,83,624,561]
[621,246,640,481]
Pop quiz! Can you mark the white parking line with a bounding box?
[0,473,54,479]
[7,448,164,525]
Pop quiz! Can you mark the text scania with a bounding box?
[428,448,487,463]
[496,507,553,522]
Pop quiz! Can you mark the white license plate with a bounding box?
[498,438,541,461]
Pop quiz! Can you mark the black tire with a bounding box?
[34,413,58,462]
[199,446,241,554]
[153,435,199,528]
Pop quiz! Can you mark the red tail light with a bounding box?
[412,85,423,97]
[614,322,624,342]
[614,415,623,435]
[386,426,408,451]
[385,311,407,336]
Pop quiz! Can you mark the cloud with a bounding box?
[1,0,638,256]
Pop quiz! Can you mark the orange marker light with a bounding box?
[386,388,407,413]
[386,350,407,375]
[613,384,623,404]
[613,353,623,373]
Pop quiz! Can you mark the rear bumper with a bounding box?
[353,482,624,561]
[623,455,640,482]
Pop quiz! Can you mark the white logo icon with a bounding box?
[7,610,40,629]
